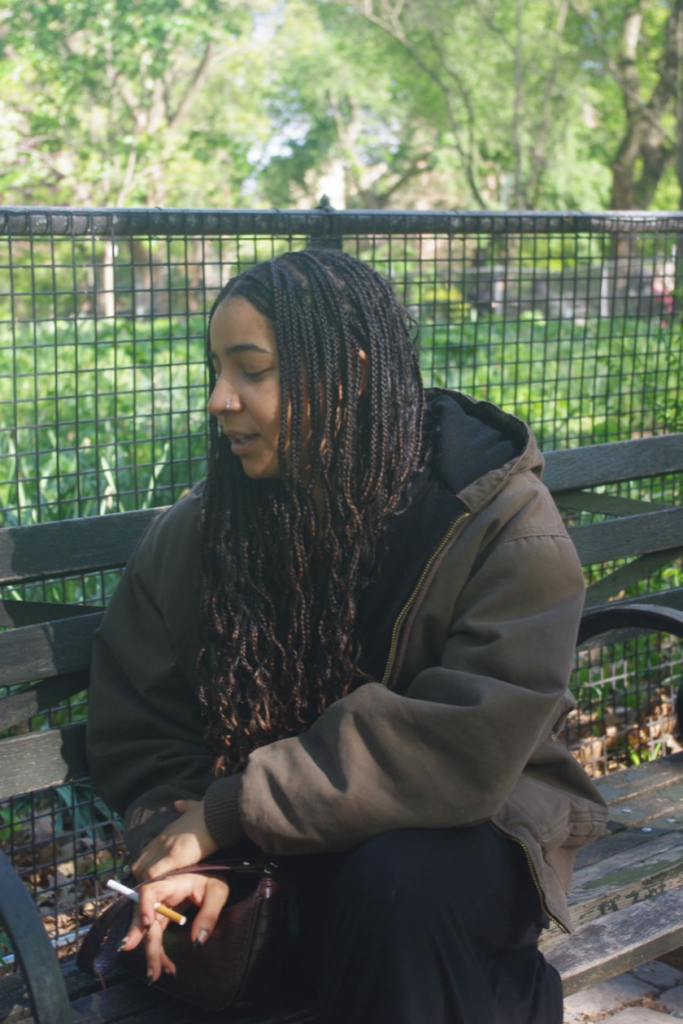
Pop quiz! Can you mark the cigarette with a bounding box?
[106,878,187,926]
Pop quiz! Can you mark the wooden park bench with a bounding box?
[1,432,683,1022]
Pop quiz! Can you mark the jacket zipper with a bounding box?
[380,512,470,688]
[491,823,568,933]
[378,509,569,936]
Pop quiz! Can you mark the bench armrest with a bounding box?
[578,602,683,645]
[0,849,72,1023]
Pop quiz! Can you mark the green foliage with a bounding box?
[2,0,682,210]
[420,316,683,447]
[0,317,208,523]
[1,0,271,206]
[2,309,681,526]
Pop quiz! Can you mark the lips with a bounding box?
[226,431,260,456]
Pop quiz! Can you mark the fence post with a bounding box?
[307,195,343,251]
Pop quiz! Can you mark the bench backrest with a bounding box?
[0,508,168,801]
[1,432,682,802]
[544,434,683,611]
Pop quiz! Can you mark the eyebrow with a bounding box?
[209,343,272,359]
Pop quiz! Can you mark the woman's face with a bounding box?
[207,296,283,479]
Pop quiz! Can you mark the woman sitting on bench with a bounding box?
[87,249,607,1024]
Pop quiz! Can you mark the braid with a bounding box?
[197,250,427,774]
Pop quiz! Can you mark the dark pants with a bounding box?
[284,823,563,1024]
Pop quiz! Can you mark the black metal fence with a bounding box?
[1,206,683,967]
[2,206,683,527]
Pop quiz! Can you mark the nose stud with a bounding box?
[225,398,232,410]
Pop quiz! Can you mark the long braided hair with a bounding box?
[197,249,427,774]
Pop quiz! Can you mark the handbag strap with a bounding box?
[77,887,134,981]
[77,858,278,981]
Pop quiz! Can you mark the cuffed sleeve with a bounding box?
[203,774,246,849]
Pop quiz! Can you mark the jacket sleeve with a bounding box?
[225,493,586,856]
[86,503,218,861]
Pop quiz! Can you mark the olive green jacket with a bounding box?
[87,393,607,932]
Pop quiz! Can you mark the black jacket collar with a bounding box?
[356,391,524,681]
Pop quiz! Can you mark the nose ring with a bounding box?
[225,398,232,410]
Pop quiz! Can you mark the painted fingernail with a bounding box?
[146,971,154,986]
[117,938,128,952]
[141,914,151,929]
[193,928,209,950]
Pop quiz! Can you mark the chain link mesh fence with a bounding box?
[2,208,682,525]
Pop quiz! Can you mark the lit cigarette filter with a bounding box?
[106,878,187,926]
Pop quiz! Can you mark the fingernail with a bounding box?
[146,971,154,986]
[141,915,151,929]
[117,938,128,952]
[193,928,209,950]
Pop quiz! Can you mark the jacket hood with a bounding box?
[426,389,543,513]
[355,390,541,682]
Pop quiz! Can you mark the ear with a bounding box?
[358,349,369,396]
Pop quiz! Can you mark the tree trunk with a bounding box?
[673,0,683,318]
[609,6,644,213]
[675,0,683,207]
[608,2,679,259]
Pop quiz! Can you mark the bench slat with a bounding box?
[568,831,683,928]
[543,434,683,492]
[0,723,87,799]
[568,506,683,564]
[0,507,167,585]
[0,671,89,732]
[584,548,682,606]
[573,827,665,871]
[593,752,683,805]
[543,887,683,995]
[555,492,673,516]
[600,787,683,830]
[0,599,100,628]
[0,612,103,687]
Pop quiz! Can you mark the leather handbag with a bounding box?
[77,858,288,1013]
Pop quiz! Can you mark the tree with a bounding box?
[0,0,271,207]
[318,0,599,209]
[253,0,443,209]
[567,0,683,210]
[4,0,683,213]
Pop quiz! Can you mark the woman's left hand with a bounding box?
[132,799,218,881]
[119,871,230,983]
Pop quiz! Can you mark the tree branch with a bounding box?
[169,40,216,131]
[568,0,676,146]
[371,149,436,204]
[352,0,488,206]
